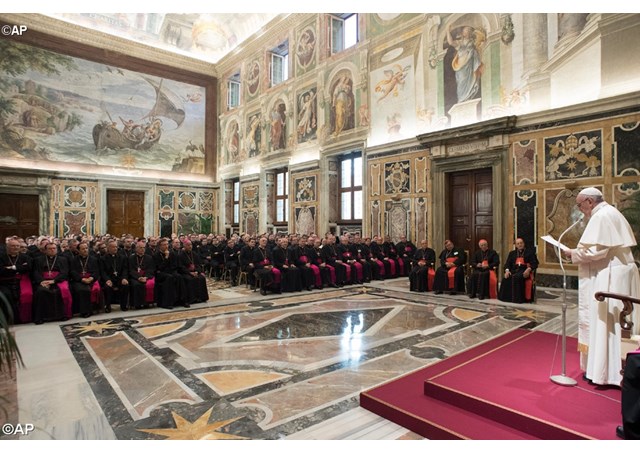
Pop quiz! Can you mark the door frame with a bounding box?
[431,147,507,260]
[100,182,154,237]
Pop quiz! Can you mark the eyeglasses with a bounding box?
[576,198,590,209]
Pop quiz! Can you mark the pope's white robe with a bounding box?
[570,202,640,386]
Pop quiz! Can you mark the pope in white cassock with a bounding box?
[564,187,640,386]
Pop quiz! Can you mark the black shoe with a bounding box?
[468,294,476,299]
[307,286,313,291]
[260,288,267,296]
[35,320,44,325]
[434,291,443,295]
[479,296,485,300]
[616,426,625,439]
[82,313,90,318]
[162,306,174,310]
[105,306,112,313]
[183,303,191,308]
[449,291,457,296]
[121,307,129,311]
[582,373,594,384]
[329,283,338,288]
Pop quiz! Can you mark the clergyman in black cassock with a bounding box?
[33,243,70,324]
[178,240,209,304]
[154,239,186,309]
[468,239,500,300]
[409,240,436,292]
[69,243,100,318]
[0,238,32,323]
[128,242,155,309]
[498,238,538,303]
[101,240,129,312]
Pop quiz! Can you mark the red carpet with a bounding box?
[360,329,622,440]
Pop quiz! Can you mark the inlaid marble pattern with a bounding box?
[44,286,562,440]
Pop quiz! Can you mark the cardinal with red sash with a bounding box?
[468,239,500,300]
[498,237,538,303]
[306,238,334,288]
[433,239,466,295]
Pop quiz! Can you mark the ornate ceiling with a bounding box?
[47,13,282,64]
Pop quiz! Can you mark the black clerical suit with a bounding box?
[178,249,208,304]
[101,252,129,311]
[272,245,302,292]
[0,252,32,323]
[128,253,155,309]
[33,255,70,324]
[70,254,100,317]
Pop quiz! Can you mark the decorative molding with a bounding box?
[0,13,216,76]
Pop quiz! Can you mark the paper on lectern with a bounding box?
[541,235,571,252]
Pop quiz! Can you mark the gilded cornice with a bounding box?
[0,13,217,77]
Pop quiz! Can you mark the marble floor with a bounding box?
[1,277,578,442]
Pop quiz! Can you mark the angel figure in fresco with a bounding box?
[375,64,410,103]
[446,24,485,103]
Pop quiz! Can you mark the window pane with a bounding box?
[345,14,358,49]
[277,199,284,222]
[233,204,239,224]
[272,54,283,85]
[353,157,362,186]
[331,17,344,54]
[277,172,284,196]
[341,192,351,219]
[227,81,239,107]
[234,181,240,201]
[341,159,351,188]
[353,190,362,220]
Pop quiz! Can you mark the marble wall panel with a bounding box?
[613,121,640,177]
[543,130,602,181]
[156,186,217,236]
[513,140,537,185]
[50,179,99,237]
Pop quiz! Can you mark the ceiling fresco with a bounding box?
[48,13,281,64]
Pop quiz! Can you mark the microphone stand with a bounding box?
[549,215,582,387]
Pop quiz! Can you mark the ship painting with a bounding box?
[92,77,185,151]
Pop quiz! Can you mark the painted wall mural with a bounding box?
[296,87,317,143]
[329,71,355,138]
[245,111,263,158]
[295,25,317,75]
[269,100,286,152]
[369,35,420,145]
[0,40,207,175]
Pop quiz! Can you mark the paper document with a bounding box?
[541,235,571,252]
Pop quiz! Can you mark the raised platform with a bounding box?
[360,329,622,440]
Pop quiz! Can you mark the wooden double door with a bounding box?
[107,190,145,238]
[0,193,39,243]
[447,168,494,257]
